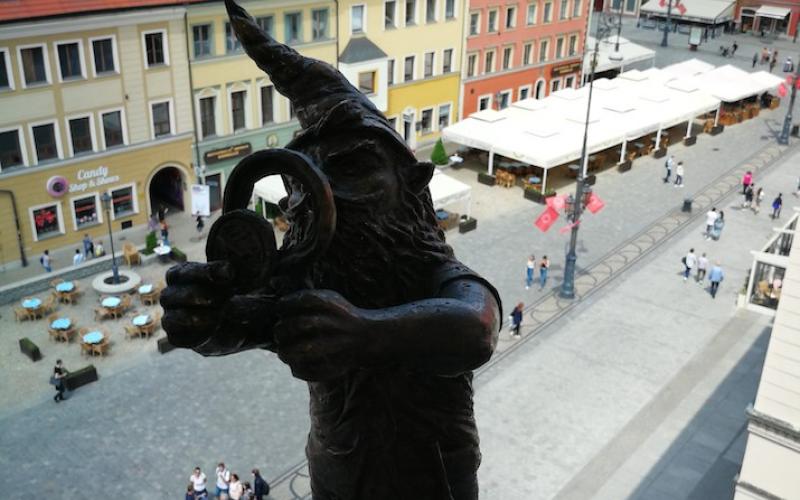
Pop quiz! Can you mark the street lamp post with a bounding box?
[779,61,800,145]
[661,0,673,47]
[100,192,120,284]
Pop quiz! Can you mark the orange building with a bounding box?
[462,0,589,117]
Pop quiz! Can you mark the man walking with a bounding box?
[82,233,94,259]
[696,253,709,284]
[708,262,724,299]
[683,248,697,281]
[52,359,68,402]
[664,155,674,183]
[72,249,85,266]
[509,302,523,339]
[674,162,684,187]
[251,469,269,500]
[525,255,535,290]
[752,52,758,68]
[40,249,52,273]
[190,467,209,499]
[215,462,231,499]
[772,193,783,219]
[705,208,718,240]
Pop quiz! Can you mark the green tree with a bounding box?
[430,138,449,165]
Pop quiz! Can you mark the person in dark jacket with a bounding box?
[252,469,269,500]
[53,359,68,402]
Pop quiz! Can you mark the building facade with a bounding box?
[461,0,589,117]
[336,0,465,150]
[187,0,338,209]
[736,0,800,38]
[0,3,195,268]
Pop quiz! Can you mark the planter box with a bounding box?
[710,125,724,136]
[653,148,667,159]
[459,218,478,233]
[684,136,697,146]
[157,336,176,354]
[524,189,544,203]
[19,338,41,362]
[477,173,496,186]
[617,161,632,172]
[64,365,98,391]
[170,248,188,263]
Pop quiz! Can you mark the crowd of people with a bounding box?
[38,233,107,273]
[187,463,270,500]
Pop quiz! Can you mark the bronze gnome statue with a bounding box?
[161,1,502,498]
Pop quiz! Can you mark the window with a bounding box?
[405,0,417,25]
[420,108,433,134]
[502,46,512,70]
[72,195,100,229]
[231,90,246,131]
[312,9,329,40]
[404,55,414,81]
[358,71,376,94]
[68,116,93,155]
[485,50,495,73]
[31,204,63,240]
[0,129,24,168]
[426,0,437,23]
[285,13,302,43]
[260,85,274,124]
[498,90,510,109]
[543,2,552,22]
[144,31,167,67]
[535,79,546,99]
[225,23,242,53]
[387,59,395,85]
[523,43,533,65]
[573,0,582,18]
[569,35,578,56]
[565,75,575,88]
[442,49,453,73]
[0,49,10,89]
[438,103,451,130]
[56,42,84,80]
[91,37,116,74]
[20,45,48,86]
[519,86,531,100]
[256,16,274,36]
[556,38,564,58]
[100,110,124,149]
[626,0,635,11]
[352,5,365,33]
[527,3,537,24]
[469,12,480,35]
[506,6,517,29]
[385,1,397,27]
[151,101,172,138]
[478,95,490,110]
[445,0,456,19]
[199,96,216,138]
[560,0,568,20]
[551,78,561,92]
[193,25,212,58]
[539,39,549,62]
[467,53,477,77]
[32,123,59,162]
[110,185,136,218]
[488,10,498,32]
[424,52,434,77]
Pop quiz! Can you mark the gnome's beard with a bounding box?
[286,187,453,309]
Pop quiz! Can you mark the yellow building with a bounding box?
[186,0,338,208]
[0,3,195,268]
[336,0,465,150]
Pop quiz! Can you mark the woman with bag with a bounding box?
[711,211,725,240]
[52,359,68,402]
[539,256,550,290]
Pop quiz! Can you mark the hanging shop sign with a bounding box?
[68,166,120,193]
[551,61,582,77]
[204,143,252,165]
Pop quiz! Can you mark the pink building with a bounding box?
[462,0,590,117]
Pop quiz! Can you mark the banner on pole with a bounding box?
[535,206,559,232]
[191,184,211,216]
[586,193,606,214]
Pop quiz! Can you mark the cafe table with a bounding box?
[101,296,121,308]
[138,284,154,295]
[83,331,104,344]
[51,318,71,330]
[22,298,42,310]
[55,281,74,293]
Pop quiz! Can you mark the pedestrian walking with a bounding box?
[160,220,170,246]
[509,302,523,338]
[705,208,718,239]
[754,187,764,213]
[241,482,253,500]
[664,155,674,183]
[215,463,231,499]
[770,58,777,72]
[742,171,753,194]
[682,248,697,281]
[771,193,783,219]
[157,204,168,222]
[696,253,709,284]
[252,469,270,500]
[187,484,197,500]
[708,262,725,299]
[732,42,738,55]
[40,249,52,273]
[190,467,208,499]
[539,255,550,290]
[51,359,68,402]
[711,210,725,240]
[525,255,535,289]
[743,184,754,209]
[674,162,684,187]
[196,215,205,235]
[82,233,94,259]
[784,57,794,72]
[229,474,243,500]
[72,248,84,266]
[752,52,758,68]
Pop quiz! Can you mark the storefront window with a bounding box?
[111,185,135,218]
[73,195,99,228]
[32,204,61,239]
[0,129,24,168]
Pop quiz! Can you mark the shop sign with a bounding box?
[204,143,252,165]
[69,166,120,193]
[551,61,582,77]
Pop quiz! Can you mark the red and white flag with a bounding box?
[534,206,559,232]
[676,2,687,15]
[559,220,580,234]
[586,193,606,214]
[778,82,788,97]
[545,194,567,212]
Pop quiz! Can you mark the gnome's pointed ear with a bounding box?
[402,161,435,194]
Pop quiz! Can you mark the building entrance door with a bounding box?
[149,166,184,217]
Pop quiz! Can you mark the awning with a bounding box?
[640,0,735,24]
[756,5,791,20]
[253,175,287,204]
[583,36,656,74]
[429,170,472,217]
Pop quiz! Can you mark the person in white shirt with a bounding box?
[674,162,685,187]
[683,248,697,281]
[228,473,244,500]
[215,463,231,498]
[705,208,718,239]
[696,253,709,284]
[190,467,208,498]
[72,248,85,266]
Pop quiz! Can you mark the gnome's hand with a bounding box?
[274,289,373,381]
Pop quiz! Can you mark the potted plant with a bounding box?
[142,231,157,255]
[430,138,449,166]
[523,185,556,204]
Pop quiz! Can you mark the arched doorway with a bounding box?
[149,166,185,217]
[534,79,546,99]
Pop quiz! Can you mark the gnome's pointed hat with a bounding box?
[225,0,414,160]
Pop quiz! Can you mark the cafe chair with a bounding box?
[124,325,142,340]
[94,308,114,322]
[78,328,93,357]
[50,278,64,287]
[93,337,111,357]
[14,307,31,322]
[123,242,141,266]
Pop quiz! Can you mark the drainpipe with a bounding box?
[0,189,28,267]
[183,6,205,184]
